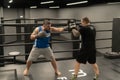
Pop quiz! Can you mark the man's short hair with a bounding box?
[82,17,90,23]
[43,20,51,25]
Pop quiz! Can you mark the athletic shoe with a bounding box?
[93,74,99,80]
[70,75,77,80]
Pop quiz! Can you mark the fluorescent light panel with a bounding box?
[107,2,120,4]
[67,1,88,6]
[30,6,37,8]
[41,1,54,4]
[49,6,59,8]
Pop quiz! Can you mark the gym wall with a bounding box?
[2,9,25,56]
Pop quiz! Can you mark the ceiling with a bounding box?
[0,0,120,8]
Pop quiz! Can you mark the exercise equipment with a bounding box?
[104,18,120,59]
[112,18,120,52]
[0,69,18,80]
[8,51,21,64]
[104,51,120,59]
[68,19,77,32]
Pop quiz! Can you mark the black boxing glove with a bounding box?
[68,19,77,32]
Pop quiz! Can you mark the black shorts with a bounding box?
[76,49,96,64]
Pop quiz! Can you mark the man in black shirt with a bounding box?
[71,17,99,80]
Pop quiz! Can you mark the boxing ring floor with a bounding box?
[0,55,120,80]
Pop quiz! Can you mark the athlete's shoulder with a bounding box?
[88,25,95,30]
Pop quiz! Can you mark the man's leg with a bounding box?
[44,47,61,76]
[92,63,99,80]
[70,60,80,80]
[23,61,32,76]
[51,58,61,76]
[74,61,80,76]
[23,46,40,76]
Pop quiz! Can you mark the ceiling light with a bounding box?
[9,0,13,3]
[40,1,54,4]
[8,6,10,8]
[30,6,37,8]
[107,2,120,5]
[49,6,60,8]
[20,16,23,18]
[66,1,88,6]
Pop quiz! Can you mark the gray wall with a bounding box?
[29,9,57,19]
[58,4,120,21]
[3,9,17,45]
[3,9,25,56]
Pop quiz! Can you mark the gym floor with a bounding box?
[0,36,120,80]
[0,55,120,80]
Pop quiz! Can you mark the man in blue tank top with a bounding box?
[23,20,66,76]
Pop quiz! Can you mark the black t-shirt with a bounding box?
[79,25,96,50]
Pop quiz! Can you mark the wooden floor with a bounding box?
[0,56,120,80]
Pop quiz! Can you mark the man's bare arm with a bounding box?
[72,29,80,37]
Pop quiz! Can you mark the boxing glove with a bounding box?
[36,31,47,38]
[68,19,77,32]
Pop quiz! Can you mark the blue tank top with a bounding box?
[34,26,51,48]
